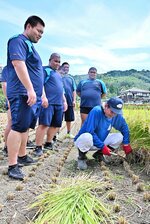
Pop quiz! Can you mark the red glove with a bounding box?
[123,144,132,155]
[102,145,111,156]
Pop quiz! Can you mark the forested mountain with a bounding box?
[73,69,150,97]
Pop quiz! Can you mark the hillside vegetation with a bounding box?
[73,69,150,97]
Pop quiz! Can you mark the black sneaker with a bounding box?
[34,146,43,157]
[3,146,8,156]
[78,148,87,160]
[26,140,35,149]
[93,150,110,164]
[8,165,25,180]
[44,142,53,150]
[53,135,57,142]
[18,155,37,166]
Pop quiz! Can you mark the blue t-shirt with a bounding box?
[74,105,130,149]
[7,34,44,99]
[76,79,107,107]
[62,74,76,106]
[43,66,64,105]
[1,66,8,82]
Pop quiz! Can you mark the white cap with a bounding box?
[75,133,93,152]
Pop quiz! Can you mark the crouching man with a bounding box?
[74,97,132,170]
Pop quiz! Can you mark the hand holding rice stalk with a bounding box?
[110,151,127,161]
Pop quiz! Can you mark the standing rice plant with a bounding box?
[129,120,150,149]
[124,106,150,173]
[123,106,150,150]
[30,175,114,224]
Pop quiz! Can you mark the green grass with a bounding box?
[111,174,124,181]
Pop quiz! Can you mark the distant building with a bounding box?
[119,88,150,103]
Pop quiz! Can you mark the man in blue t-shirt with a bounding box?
[61,62,76,138]
[1,66,11,155]
[34,53,67,156]
[74,97,132,170]
[6,15,46,180]
[76,67,107,125]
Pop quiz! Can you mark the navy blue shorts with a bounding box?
[8,95,41,133]
[64,106,75,121]
[39,104,63,127]
[80,107,93,114]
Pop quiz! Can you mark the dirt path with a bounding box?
[0,111,149,224]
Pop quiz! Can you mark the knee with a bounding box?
[75,133,93,152]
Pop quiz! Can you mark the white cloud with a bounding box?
[49,44,150,74]
[66,58,84,65]
[102,14,150,49]
[1,0,150,73]
[0,1,28,27]
[0,1,58,32]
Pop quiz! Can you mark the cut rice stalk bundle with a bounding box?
[30,175,114,224]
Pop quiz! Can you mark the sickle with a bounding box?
[110,152,127,161]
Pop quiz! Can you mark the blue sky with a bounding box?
[1,0,150,75]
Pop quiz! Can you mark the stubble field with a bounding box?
[0,110,149,224]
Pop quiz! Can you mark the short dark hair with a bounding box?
[24,15,45,29]
[62,62,69,67]
[88,67,97,72]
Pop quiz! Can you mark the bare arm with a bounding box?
[63,94,68,112]
[72,90,76,107]
[2,81,10,108]
[12,60,36,106]
[41,87,48,108]
[2,82,7,98]
[101,93,106,98]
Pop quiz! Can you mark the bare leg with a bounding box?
[66,121,71,133]
[80,113,88,126]
[35,124,48,146]
[19,131,29,157]
[46,127,58,142]
[4,109,11,146]
[7,130,22,165]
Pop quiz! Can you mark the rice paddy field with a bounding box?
[123,105,150,174]
[0,105,149,224]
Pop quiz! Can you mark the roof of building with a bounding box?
[121,87,150,94]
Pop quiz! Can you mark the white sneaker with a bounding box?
[65,133,74,139]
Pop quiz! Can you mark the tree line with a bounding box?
[73,69,150,97]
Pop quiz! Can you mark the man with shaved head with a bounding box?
[34,53,67,156]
